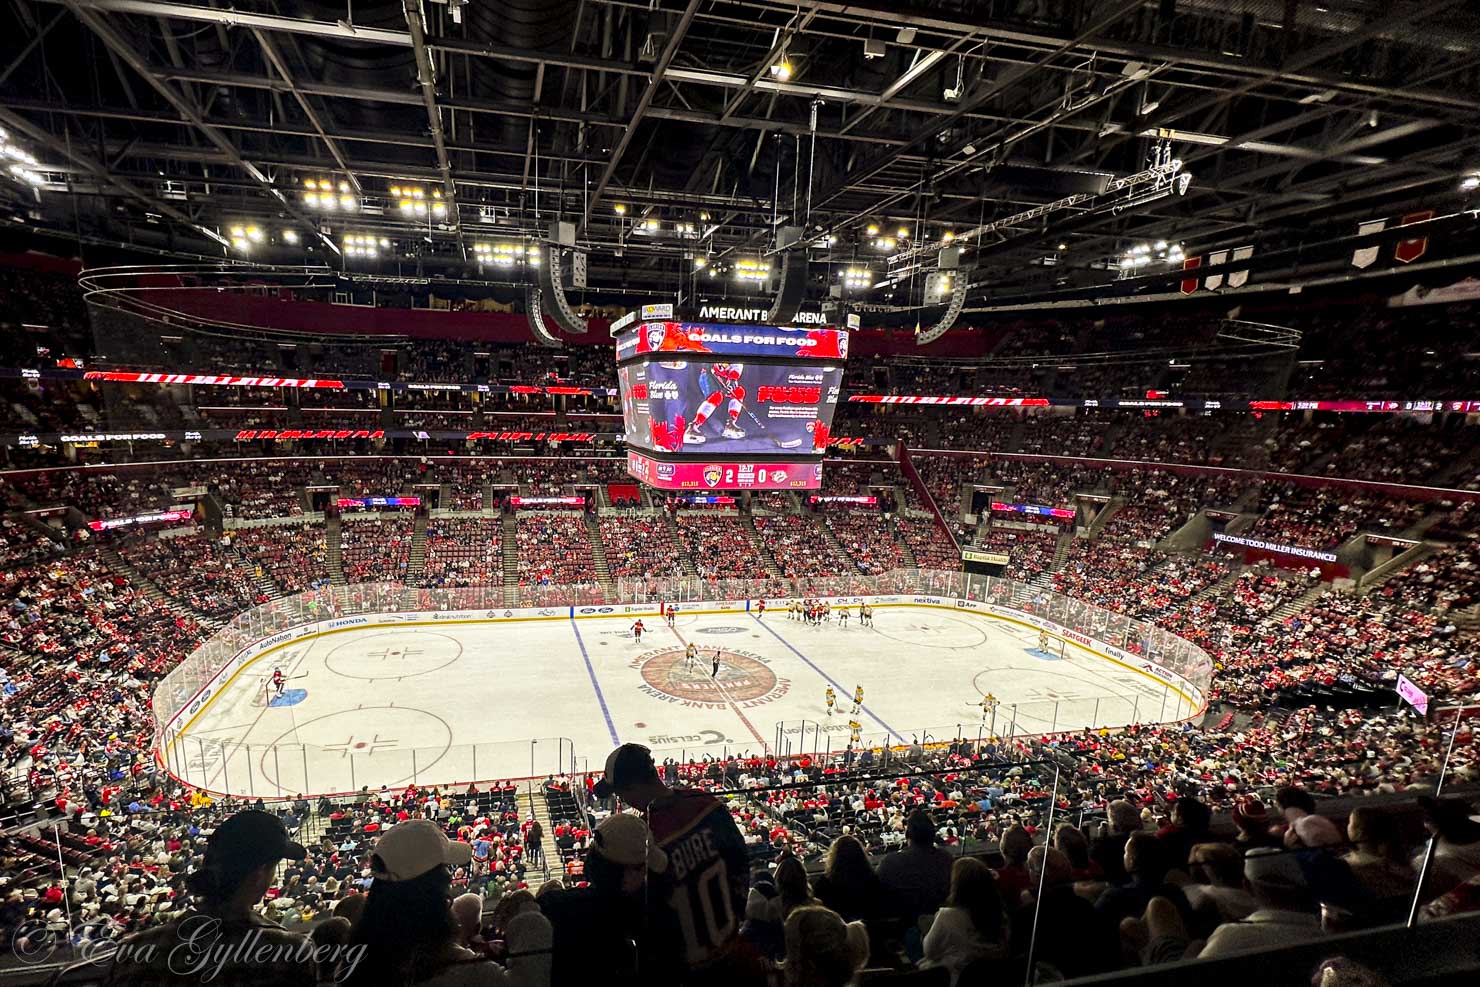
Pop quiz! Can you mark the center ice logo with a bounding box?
[636,647,790,707]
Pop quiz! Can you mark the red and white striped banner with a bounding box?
[847,395,1050,406]
[82,371,347,389]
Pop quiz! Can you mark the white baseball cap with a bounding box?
[370,819,473,882]
[592,813,668,873]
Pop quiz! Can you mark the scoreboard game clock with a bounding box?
[616,320,848,491]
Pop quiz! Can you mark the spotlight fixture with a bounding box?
[842,268,872,290]
[865,223,880,236]
[474,242,539,266]
[301,176,357,211]
[897,226,910,238]
[343,234,389,258]
[389,184,446,219]
[694,256,709,270]
[282,229,300,245]
[227,224,262,252]
[734,258,772,282]
[941,231,955,242]
[1461,172,1480,191]
[1117,239,1185,273]
[614,203,627,215]
[769,56,793,81]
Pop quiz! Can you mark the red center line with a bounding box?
[660,618,771,754]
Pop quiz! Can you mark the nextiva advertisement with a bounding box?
[621,358,841,455]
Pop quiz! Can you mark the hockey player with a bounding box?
[860,603,873,627]
[756,599,766,618]
[683,363,748,444]
[685,642,699,669]
[1038,630,1051,653]
[852,684,864,714]
[631,619,645,643]
[271,666,286,699]
[848,720,862,747]
[824,686,836,717]
[979,692,997,721]
[666,604,677,628]
[822,601,831,623]
[838,607,849,628]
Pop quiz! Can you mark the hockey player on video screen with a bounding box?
[683,363,746,444]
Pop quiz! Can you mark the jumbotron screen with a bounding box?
[615,321,847,490]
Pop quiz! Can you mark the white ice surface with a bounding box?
[171,606,1190,797]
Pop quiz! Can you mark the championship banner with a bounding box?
[1394,210,1434,264]
[1179,256,1202,295]
[1352,219,1386,268]
[1203,250,1228,291]
[1227,245,1254,287]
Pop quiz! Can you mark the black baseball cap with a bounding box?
[206,810,307,869]
[591,744,658,800]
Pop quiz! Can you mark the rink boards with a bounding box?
[159,592,1206,773]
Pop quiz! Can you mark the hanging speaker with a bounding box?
[537,245,587,334]
[915,271,970,345]
[525,286,562,348]
[764,251,809,323]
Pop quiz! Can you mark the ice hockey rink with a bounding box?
[168,603,1198,798]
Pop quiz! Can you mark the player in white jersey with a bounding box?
[685,642,698,669]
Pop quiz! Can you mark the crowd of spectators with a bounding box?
[675,511,775,580]
[113,532,265,618]
[423,519,502,588]
[340,516,413,583]
[752,513,853,579]
[824,510,906,575]
[598,513,685,580]
[514,512,598,589]
[229,522,330,593]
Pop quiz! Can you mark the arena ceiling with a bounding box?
[3,0,1480,305]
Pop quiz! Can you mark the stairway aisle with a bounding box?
[585,514,615,597]
[501,513,519,607]
[660,511,700,577]
[326,515,347,586]
[518,788,556,882]
[407,513,429,582]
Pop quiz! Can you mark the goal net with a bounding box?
[249,677,275,707]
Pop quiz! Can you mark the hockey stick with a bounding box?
[739,406,805,449]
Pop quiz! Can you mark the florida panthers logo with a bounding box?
[703,465,722,488]
[645,325,666,351]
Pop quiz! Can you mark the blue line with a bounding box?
[569,617,620,746]
[751,614,904,743]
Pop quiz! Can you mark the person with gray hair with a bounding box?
[1090,799,1144,885]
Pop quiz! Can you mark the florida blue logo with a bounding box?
[703,465,722,488]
